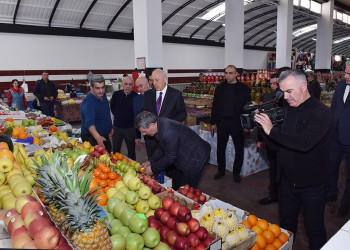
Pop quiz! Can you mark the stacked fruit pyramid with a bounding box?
[34,150,112,249]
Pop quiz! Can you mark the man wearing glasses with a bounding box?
[80,74,114,152]
[327,63,350,217]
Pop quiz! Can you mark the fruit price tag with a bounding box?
[137,213,147,220]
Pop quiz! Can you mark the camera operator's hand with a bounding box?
[254,113,273,135]
[210,125,217,137]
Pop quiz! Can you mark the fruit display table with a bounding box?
[55,98,83,123]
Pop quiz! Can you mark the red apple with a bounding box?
[28,217,51,239]
[169,203,182,217]
[166,230,179,246]
[181,189,189,196]
[194,189,202,197]
[21,240,37,249]
[34,225,60,249]
[152,185,162,194]
[177,207,191,222]
[199,194,207,203]
[4,208,19,227]
[176,222,190,236]
[161,187,166,192]
[8,214,24,235]
[147,215,157,224]
[195,227,208,241]
[178,188,184,195]
[15,194,37,214]
[143,175,151,184]
[160,226,170,240]
[21,201,43,220]
[160,211,172,225]
[24,209,49,229]
[94,151,101,158]
[155,208,165,220]
[101,148,108,155]
[188,218,200,233]
[55,243,73,250]
[189,187,195,193]
[203,237,214,247]
[183,184,190,190]
[11,225,27,241]
[149,220,163,233]
[196,243,206,250]
[111,158,117,164]
[58,235,69,245]
[193,196,199,203]
[162,196,175,211]
[188,233,199,247]
[12,232,33,249]
[175,236,190,250]
[187,193,195,199]
[166,217,179,230]
[147,179,157,188]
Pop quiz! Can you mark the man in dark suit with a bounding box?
[141,69,187,157]
[306,72,321,101]
[327,63,350,217]
[136,111,210,189]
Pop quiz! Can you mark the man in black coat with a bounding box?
[306,72,321,100]
[136,111,210,189]
[34,71,58,117]
[255,70,333,250]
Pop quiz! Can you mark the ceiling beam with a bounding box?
[80,0,98,29]
[107,0,132,31]
[162,0,196,26]
[49,0,61,27]
[244,9,276,25]
[205,24,223,40]
[190,11,223,38]
[13,0,22,24]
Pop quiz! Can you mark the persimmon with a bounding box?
[278,232,289,244]
[263,230,275,244]
[247,215,258,226]
[97,162,107,170]
[93,169,101,178]
[100,166,111,173]
[256,219,269,231]
[116,153,124,160]
[98,179,108,187]
[104,187,110,192]
[108,172,117,179]
[108,180,116,188]
[268,224,281,238]
[89,178,99,194]
[99,172,108,180]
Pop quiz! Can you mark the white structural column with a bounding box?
[133,0,162,68]
[315,0,334,70]
[224,0,244,69]
[276,0,293,68]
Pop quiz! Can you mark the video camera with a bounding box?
[240,89,285,130]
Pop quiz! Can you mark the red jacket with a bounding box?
[7,87,29,108]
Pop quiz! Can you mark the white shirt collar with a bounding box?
[344,85,350,103]
[156,85,168,99]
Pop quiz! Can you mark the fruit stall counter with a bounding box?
[322,219,350,250]
[55,98,83,123]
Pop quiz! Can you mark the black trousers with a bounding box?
[217,122,244,175]
[81,133,112,153]
[266,146,279,198]
[279,176,327,250]
[112,126,136,160]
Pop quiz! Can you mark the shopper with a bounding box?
[135,76,151,95]
[141,69,187,157]
[33,71,58,117]
[306,72,321,100]
[255,69,333,250]
[327,63,350,217]
[7,79,30,111]
[80,74,113,152]
[110,76,142,159]
[210,65,251,182]
[136,111,210,189]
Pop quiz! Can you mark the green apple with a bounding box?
[0,158,14,173]
[129,214,148,234]
[145,210,155,218]
[136,200,149,214]
[126,233,144,250]
[116,226,132,238]
[126,169,137,176]
[123,173,134,186]
[12,181,32,197]
[107,212,115,222]
[109,219,124,235]
[0,172,5,185]
[0,188,12,199]
[115,181,125,190]
[3,196,16,209]
[24,174,35,186]
[137,186,152,200]
[154,242,170,250]
[128,176,141,191]
[113,202,129,219]
[134,162,140,171]
[147,195,161,210]
[118,186,129,195]
[112,192,125,202]
[106,188,118,200]
[142,228,161,248]
[120,208,136,226]
[107,197,121,213]
[111,234,126,250]
[28,119,35,126]
[125,191,139,205]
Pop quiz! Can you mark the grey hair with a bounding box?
[279,69,307,85]
[90,74,105,87]
[122,75,134,84]
[135,111,158,129]
[152,68,167,78]
[136,76,148,84]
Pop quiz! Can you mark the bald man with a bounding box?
[136,76,151,95]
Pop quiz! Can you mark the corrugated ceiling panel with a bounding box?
[0,0,16,23]
[119,5,133,18]
[190,0,217,9]
[51,0,92,27]
[162,0,189,15]
[83,1,121,29]
[109,16,133,32]
[15,0,56,25]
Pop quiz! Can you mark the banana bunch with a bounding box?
[13,143,29,166]
[52,131,69,143]
[99,154,111,167]
[69,138,79,146]
[12,143,38,184]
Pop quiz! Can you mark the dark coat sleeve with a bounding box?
[33,81,43,101]
[51,82,58,99]
[210,85,221,125]
[110,92,117,116]
[172,90,187,122]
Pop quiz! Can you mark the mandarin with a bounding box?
[256,219,269,231]
[268,224,281,238]
[263,230,275,244]
[256,235,267,249]
[278,232,289,244]
[251,225,263,235]
[242,220,252,229]
[265,244,277,250]
[272,238,283,249]
[249,242,261,250]
[247,215,258,226]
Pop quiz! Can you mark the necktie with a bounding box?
[157,92,162,115]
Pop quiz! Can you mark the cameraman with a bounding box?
[255,70,333,250]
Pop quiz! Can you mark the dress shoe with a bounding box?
[326,195,337,203]
[214,172,225,180]
[337,204,349,217]
[233,174,241,183]
[259,196,278,205]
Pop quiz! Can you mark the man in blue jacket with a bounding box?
[327,63,350,217]
[136,111,210,189]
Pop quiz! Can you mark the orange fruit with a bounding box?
[249,243,261,250]
[33,137,40,145]
[89,178,98,192]
[18,127,26,133]
[99,172,108,180]
[0,149,14,161]
[256,219,269,231]
[93,169,101,178]
[272,238,283,249]
[49,125,57,132]
[247,215,258,226]
[12,127,19,138]
[251,225,263,235]
[263,230,276,244]
[256,234,267,249]
[5,118,14,122]
[265,244,277,250]
[241,220,252,229]
[0,142,9,150]
[122,158,129,163]
[100,166,111,173]
[108,172,117,180]
[17,131,27,139]
[96,192,108,206]
[278,232,289,244]
[116,153,124,160]
[268,224,281,238]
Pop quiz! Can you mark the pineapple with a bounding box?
[213,221,229,239]
[213,208,227,221]
[35,151,111,250]
[200,212,215,232]
[224,213,239,231]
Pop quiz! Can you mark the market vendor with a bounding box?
[136,111,210,190]
[7,79,30,111]
[80,74,113,152]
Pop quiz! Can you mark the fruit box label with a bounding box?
[209,238,222,250]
